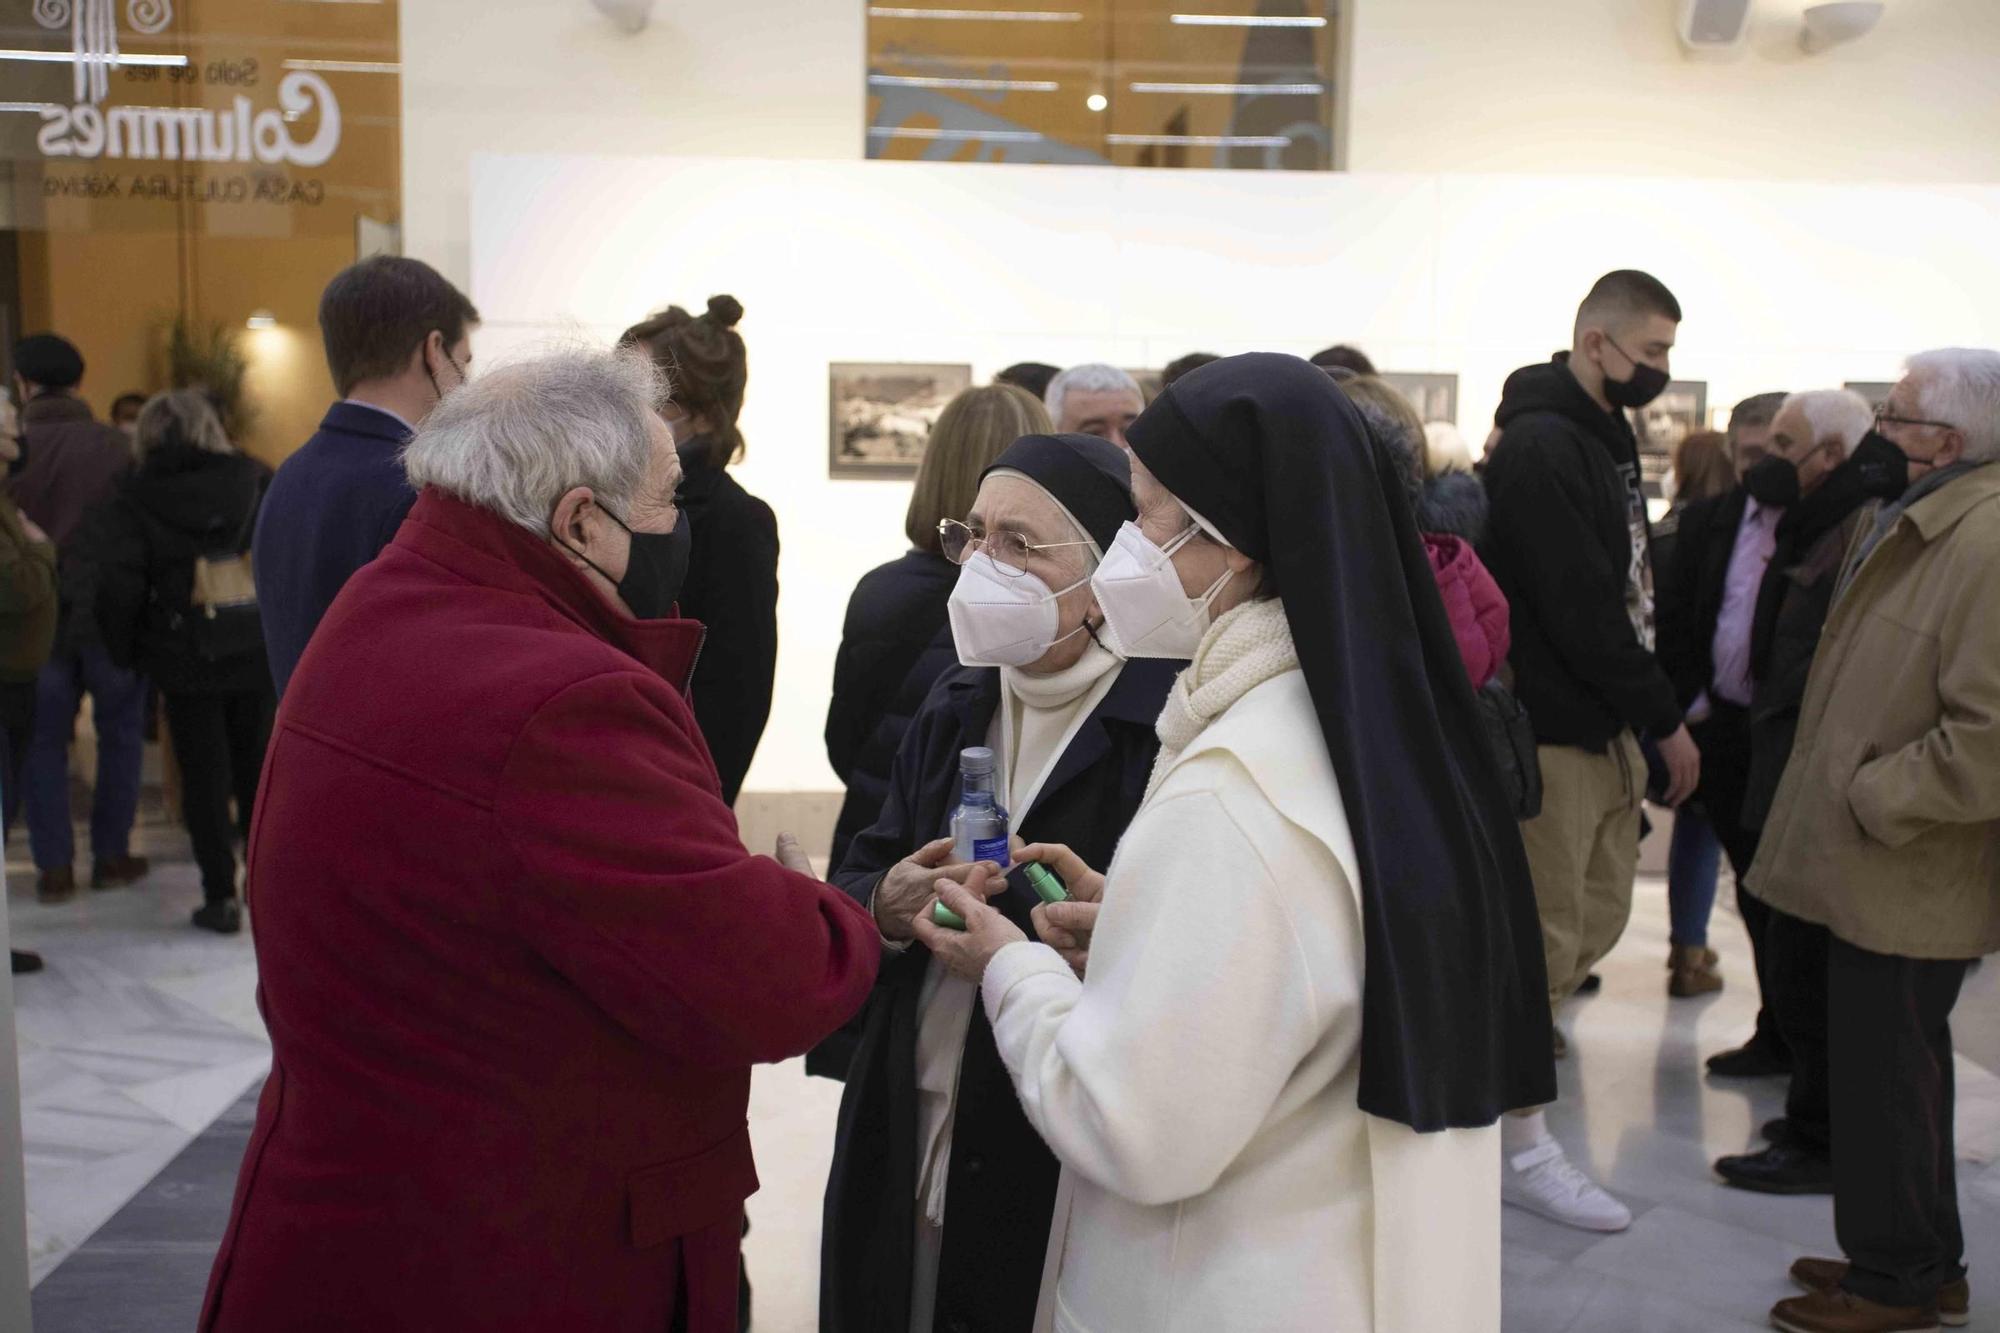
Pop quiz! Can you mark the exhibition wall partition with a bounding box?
[469,152,2000,802]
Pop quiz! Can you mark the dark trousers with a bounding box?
[1688,707,1778,1048]
[162,689,272,904]
[0,679,35,836]
[1827,933,1970,1309]
[1766,907,1832,1151]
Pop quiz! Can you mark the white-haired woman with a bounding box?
[70,390,271,933]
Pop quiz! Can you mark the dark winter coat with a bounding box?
[1653,487,1751,710]
[200,488,878,1333]
[820,657,1178,1333]
[254,401,416,697]
[674,445,779,805]
[1741,465,1874,830]
[9,393,131,552]
[825,550,960,869]
[1482,358,1682,751]
[69,445,270,695]
[1415,469,1490,545]
[0,493,57,683]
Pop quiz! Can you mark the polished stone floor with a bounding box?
[11,839,1998,1330]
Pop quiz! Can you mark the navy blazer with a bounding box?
[819,655,1178,1333]
[255,402,416,695]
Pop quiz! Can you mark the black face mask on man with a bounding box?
[1743,454,1801,508]
[557,504,692,620]
[1850,430,1912,502]
[1598,335,1671,409]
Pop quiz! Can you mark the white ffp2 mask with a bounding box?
[1090,521,1232,660]
[946,553,1090,668]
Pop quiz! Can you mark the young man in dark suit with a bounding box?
[254,257,478,695]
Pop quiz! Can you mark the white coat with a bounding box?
[981,660,1501,1332]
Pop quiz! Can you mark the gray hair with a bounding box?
[1781,389,1873,458]
[403,346,666,534]
[134,390,233,466]
[1044,363,1141,427]
[1905,348,2000,464]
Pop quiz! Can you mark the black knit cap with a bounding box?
[979,432,1134,552]
[12,333,85,390]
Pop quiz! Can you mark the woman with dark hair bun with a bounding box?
[621,295,777,803]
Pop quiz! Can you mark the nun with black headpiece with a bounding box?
[916,354,1555,1332]
[821,434,1181,1333]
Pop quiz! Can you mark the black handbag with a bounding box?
[1476,679,1543,821]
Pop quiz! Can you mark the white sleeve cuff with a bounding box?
[981,940,1076,1024]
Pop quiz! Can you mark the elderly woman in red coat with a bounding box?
[199,347,880,1333]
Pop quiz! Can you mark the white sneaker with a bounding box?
[1502,1139,1633,1232]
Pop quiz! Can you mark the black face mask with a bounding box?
[1600,336,1671,409]
[1850,430,1911,502]
[559,504,692,620]
[1743,454,1801,508]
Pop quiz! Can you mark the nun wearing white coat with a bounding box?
[916,354,1555,1333]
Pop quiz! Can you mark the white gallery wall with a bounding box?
[404,0,2000,296]
[470,153,2000,793]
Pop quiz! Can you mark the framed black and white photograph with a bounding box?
[829,362,973,479]
[1379,372,1459,424]
[1845,381,1897,410]
[1634,380,1708,498]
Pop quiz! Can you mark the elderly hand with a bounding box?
[18,516,49,547]
[1017,842,1106,978]
[874,837,999,942]
[910,868,1027,982]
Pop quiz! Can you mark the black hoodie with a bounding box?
[67,445,270,694]
[1481,357,1682,750]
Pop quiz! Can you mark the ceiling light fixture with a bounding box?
[1168,13,1328,27]
[1107,132,1294,147]
[1129,81,1323,95]
[868,7,1084,21]
[280,58,400,74]
[246,310,277,331]
[1086,92,1108,111]
[869,127,1048,143]
[869,74,1060,91]
[0,49,187,67]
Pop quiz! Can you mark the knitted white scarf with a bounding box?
[1144,597,1299,804]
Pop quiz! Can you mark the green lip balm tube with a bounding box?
[932,900,967,930]
[1025,863,1069,905]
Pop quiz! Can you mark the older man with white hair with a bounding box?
[199,346,880,1333]
[1045,362,1144,449]
[1749,349,2000,1333]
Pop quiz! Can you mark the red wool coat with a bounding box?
[1425,532,1511,689]
[200,488,880,1333]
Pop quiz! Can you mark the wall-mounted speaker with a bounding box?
[1678,0,1754,50]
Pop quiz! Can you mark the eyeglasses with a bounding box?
[938,518,1093,573]
[1875,406,1959,433]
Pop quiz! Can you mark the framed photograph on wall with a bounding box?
[829,362,973,479]
[1633,380,1708,499]
[1845,381,1897,410]
[1379,372,1459,424]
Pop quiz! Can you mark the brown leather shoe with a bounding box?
[1791,1258,1968,1327]
[36,866,76,903]
[1668,944,1724,997]
[90,855,151,890]
[1772,1288,1940,1333]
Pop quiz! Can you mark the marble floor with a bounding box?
[10,840,1999,1331]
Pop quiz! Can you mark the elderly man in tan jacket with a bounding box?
[1748,348,2000,1333]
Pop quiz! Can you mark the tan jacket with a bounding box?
[1748,464,2000,960]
